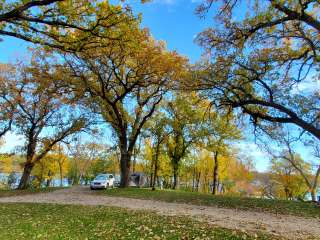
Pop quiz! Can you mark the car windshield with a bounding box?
[95,175,107,180]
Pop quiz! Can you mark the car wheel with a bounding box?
[90,187,94,190]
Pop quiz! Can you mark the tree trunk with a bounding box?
[310,189,317,202]
[18,163,34,189]
[46,170,52,187]
[192,167,196,191]
[132,157,136,173]
[60,171,63,187]
[18,137,36,190]
[196,172,200,192]
[58,160,63,187]
[212,151,219,195]
[150,173,154,187]
[152,144,160,191]
[46,179,50,187]
[172,162,179,190]
[120,151,131,188]
[284,187,290,200]
[37,163,44,188]
[152,157,159,191]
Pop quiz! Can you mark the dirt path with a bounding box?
[0,186,319,239]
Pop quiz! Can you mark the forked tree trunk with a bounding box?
[120,151,131,188]
[18,162,34,189]
[212,151,219,195]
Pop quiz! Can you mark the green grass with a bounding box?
[0,187,66,198]
[0,203,278,240]
[100,188,320,218]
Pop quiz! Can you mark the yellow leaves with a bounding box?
[144,138,153,162]
[0,154,13,174]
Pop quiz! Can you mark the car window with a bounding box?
[95,175,107,180]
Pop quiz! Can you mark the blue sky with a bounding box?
[0,0,315,172]
[129,0,210,62]
[0,0,208,63]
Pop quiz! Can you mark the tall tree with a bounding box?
[269,133,320,202]
[144,112,168,190]
[1,63,87,189]
[67,140,109,184]
[270,155,309,200]
[32,153,62,188]
[194,0,320,141]
[204,113,241,194]
[165,93,216,189]
[49,144,69,187]
[62,22,187,187]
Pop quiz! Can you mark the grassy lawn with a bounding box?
[0,203,278,240]
[0,187,66,198]
[100,188,320,218]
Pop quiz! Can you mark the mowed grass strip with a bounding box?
[100,188,320,218]
[0,203,277,240]
[0,187,66,198]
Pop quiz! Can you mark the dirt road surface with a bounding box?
[0,186,319,239]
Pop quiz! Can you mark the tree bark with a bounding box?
[120,151,131,188]
[152,144,160,191]
[172,160,179,189]
[150,173,154,187]
[18,132,36,190]
[18,162,34,189]
[46,170,52,187]
[310,189,317,202]
[132,157,136,173]
[152,157,159,191]
[59,164,63,187]
[196,172,200,192]
[58,157,63,187]
[192,167,196,191]
[212,151,219,195]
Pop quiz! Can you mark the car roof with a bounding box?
[97,173,113,176]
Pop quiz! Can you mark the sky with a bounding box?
[0,0,208,63]
[0,0,315,172]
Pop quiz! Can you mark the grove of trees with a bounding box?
[0,0,318,202]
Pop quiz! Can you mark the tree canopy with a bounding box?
[195,0,320,140]
[0,0,141,51]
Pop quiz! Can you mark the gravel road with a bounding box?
[0,186,319,239]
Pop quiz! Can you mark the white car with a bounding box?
[90,174,114,190]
